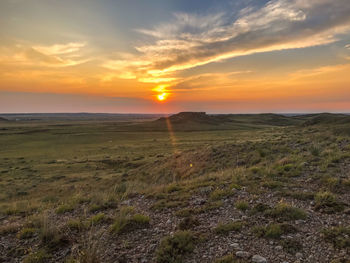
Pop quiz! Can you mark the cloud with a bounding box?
[0,42,89,67]
[105,0,350,85]
[290,63,350,79]
[33,42,86,56]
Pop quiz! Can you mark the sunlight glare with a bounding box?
[157,93,167,101]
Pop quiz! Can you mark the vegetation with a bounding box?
[214,254,248,263]
[252,223,297,239]
[0,112,349,262]
[314,192,345,213]
[155,231,196,263]
[235,201,249,211]
[322,226,350,248]
[214,221,244,235]
[17,227,36,239]
[22,250,51,263]
[265,203,307,221]
[111,208,150,234]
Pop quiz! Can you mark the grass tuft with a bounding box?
[155,231,195,263]
[214,221,244,235]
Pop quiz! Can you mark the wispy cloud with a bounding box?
[33,42,86,56]
[290,63,350,79]
[104,0,350,87]
[0,42,89,67]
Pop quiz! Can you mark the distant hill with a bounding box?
[132,112,302,131]
[0,117,9,122]
[156,112,233,125]
[301,113,350,126]
[227,113,303,126]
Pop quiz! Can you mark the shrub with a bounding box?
[156,231,195,263]
[177,216,199,231]
[67,219,86,232]
[214,221,244,235]
[322,226,350,248]
[253,223,297,239]
[151,200,186,211]
[56,203,74,214]
[111,212,150,234]
[314,192,344,214]
[214,254,247,263]
[250,203,271,214]
[17,227,36,239]
[209,188,233,201]
[235,201,249,211]
[25,215,44,229]
[166,184,182,193]
[310,145,321,156]
[279,191,314,201]
[265,203,307,221]
[175,208,195,218]
[40,216,68,250]
[281,239,303,254]
[23,250,51,263]
[198,201,223,213]
[0,224,20,236]
[88,197,118,212]
[90,213,107,225]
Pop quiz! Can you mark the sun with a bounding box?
[157,93,168,101]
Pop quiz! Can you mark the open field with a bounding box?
[0,112,349,263]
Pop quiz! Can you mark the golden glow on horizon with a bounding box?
[1,0,350,112]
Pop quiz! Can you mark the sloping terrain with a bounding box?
[301,113,350,126]
[0,114,349,263]
[136,112,302,131]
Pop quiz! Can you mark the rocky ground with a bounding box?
[0,123,350,263]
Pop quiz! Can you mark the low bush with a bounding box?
[214,221,244,235]
[155,231,195,263]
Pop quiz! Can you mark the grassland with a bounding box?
[0,112,349,262]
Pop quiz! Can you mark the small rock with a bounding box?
[121,200,131,206]
[236,251,250,259]
[252,255,267,263]
[275,245,283,251]
[192,198,206,205]
[295,252,303,259]
[230,243,241,249]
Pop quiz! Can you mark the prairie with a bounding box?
[0,112,349,263]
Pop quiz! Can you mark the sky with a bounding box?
[1,0,350,113]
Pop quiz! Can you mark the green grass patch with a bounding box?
[253,223,297,239]
[89,213,108,225]
[111,210,150,234]
[322,226,350,248]
[214,221,244,235]
[235,201,249,211]
[23,249,51,263]
[17,227,36,239]
[155,231,196,263]
[214,254,248,263]
[209,188,234,201]
[55,203,74,214]
[265,203,307,221]
[314,191,344,214]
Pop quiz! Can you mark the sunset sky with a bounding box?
[1,0,350,113]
